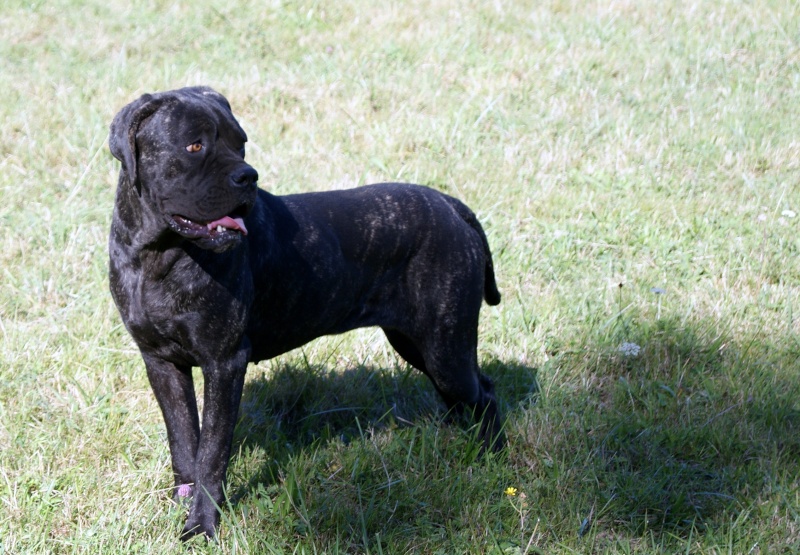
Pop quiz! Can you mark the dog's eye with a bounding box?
[185,142,203,153]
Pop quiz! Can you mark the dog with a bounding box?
[108,86,502,540]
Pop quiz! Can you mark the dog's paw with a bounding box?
[180,499,220,542]
[180,517,216,542]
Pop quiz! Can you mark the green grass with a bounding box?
[2,0,800,552]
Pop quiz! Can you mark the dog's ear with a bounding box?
[109,93,167,195]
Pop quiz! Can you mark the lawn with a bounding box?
[1,0,799,552]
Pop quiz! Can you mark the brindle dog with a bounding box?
[108,86,502,539]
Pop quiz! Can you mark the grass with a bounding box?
[1,0,799,552]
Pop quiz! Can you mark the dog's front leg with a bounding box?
[181,347,249,541]
[143,354,200,501]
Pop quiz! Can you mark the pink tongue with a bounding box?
[207,216,248,235]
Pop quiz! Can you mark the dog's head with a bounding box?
[109,87,258,252]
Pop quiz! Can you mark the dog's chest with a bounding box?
[110,250,250,365]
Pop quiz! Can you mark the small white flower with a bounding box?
[782,209,796,218]
[757,214,768,222]
[618,342,641,357]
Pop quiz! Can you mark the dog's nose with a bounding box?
[230,166,258,188]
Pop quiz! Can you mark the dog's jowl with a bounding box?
[108,86,502,540]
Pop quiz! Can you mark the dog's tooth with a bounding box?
[217,226,225,233]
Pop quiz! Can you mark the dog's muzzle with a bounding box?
[167,165,258,252]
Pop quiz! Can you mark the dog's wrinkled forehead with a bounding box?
[145,91,247,146]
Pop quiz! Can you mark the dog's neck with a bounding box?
[112,173,177,251]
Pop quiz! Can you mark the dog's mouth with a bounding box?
[169,205,249,241]
[171,214,248,237]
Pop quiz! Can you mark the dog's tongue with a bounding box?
[207,216,248,235]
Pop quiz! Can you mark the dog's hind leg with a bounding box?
[382,328,427,371]
[418,329,504,453]
[383,314,504,450]
[142,355,200,500]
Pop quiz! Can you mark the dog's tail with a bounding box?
[446,197,501,306]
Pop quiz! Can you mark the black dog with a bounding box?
[108,86,502,540]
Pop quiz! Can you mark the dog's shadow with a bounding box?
[230,357,538,496]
